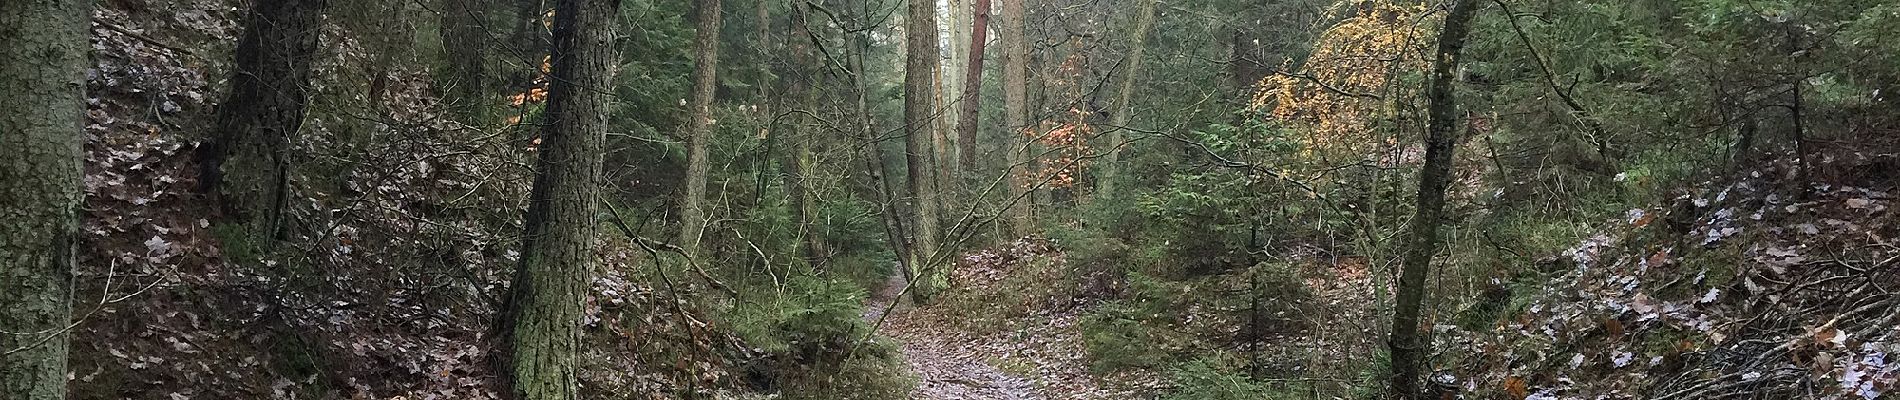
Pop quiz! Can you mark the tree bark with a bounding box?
[0,1,85,398]
[495,0,620,398]
[956,0,991,175]
[197,0,328,239]
[1101,0,1157,198]
[905,0,946,302]
[999,0,1030,237]
[678,0,724,255]
[1388,0,1478,398]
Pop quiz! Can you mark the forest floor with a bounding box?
[862,239,1164,399]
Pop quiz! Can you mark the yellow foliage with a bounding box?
[1250,0,1433,153]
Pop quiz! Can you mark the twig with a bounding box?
[92,21,194,56]
[603,200,739,298]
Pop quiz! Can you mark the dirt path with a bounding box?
[863,271,1044,400]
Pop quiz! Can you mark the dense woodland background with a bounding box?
[2,0,1899,399]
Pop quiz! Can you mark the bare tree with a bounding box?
[1389,0,1480,397]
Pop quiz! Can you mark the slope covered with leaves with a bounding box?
[1436,156,1900,399]
[67,3,803,399]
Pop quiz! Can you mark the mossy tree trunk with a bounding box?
[197,0,328,239]
[0,1,86,398]
[678,0,723,255]
[1388,0,1479,398]
[495,0,620,398]
[904,0,946,302]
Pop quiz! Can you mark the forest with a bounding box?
[2,0,1898,398]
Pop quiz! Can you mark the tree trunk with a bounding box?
[999,0,1030,237]
[839,0,913,279]
[495,0,620,398]
[956,0,991,175]
[943,0,967,174]
[785,2,827,268]
[440,0,490,123]
[678,0,724,255]
[905,0,946,302]
[1101,0,1157,198]
[1388,0,1478,398]
[197,0,328,239]
[0,2,85,398]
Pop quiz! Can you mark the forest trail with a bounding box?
[864,270,1045,399]
[862,240,1164,399]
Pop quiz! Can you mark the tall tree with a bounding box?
[197,0,329,239]
[495,0,621,397]
[0,1,86,398]
[678,0,724,255]
[439,0,490,122]
[955,0,992,175]
[1388,0,1479,397]
[1100,0,1157,198]
[905,0,946,301]
[999,0,1031,236]
[840,0,914,282]
[784,2,826,268]
[942,0,968,173]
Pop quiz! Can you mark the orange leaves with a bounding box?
[1021,51,1094,191]
[508,87,548,106]
[1025,108,1094,189]
[506,55,555,128]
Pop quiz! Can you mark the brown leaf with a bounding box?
[1603,317,1625,338]
[1504,376,1529,399]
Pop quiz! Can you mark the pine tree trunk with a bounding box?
[0,2,85,398]
[905,0,946,302]
[440,0,490,123]
[678,0,724,255]
[1388,1,1479,398]
[1101,0,1157,198]
[999,0,1031,237]
[496,0,620,398]
[956,0,991,175]
[197,0,328,239]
